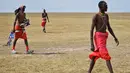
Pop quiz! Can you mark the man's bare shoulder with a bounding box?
[105,13,108,15]
[93,13,99,19]
[105,13,109,16]
[94,13,99,17]
[105,13,109,19]
[92,13,101,22]
[15,13,20,18]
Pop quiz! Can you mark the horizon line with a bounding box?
[0,12,130,13]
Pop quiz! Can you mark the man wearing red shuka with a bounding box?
[12,5,33,54]
[41,9,49,33]
[88,1,119,73]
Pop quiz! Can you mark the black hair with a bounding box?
[14,8,20,15]
[22,6,26,12]
[43,9,46,12]
[98,1,107,8]
[14,5,26,15]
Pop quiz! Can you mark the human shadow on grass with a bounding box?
[10,52,65,55]
[46,31,63,34]
[33,52,65,55]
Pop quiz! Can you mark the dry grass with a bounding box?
[0,13,130,73]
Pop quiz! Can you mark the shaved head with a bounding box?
[98,1,108,12]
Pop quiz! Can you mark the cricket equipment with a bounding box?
[6,32,14,46]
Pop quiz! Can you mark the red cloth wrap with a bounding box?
[41,18,46,27]
[89,32,111,61]
[15,25,27,39]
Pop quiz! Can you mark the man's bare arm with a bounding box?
[47,14,50,22]
[90,14,97,51]
[106,14,119,46]
[13,14,18,32]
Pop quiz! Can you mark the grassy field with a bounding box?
[0,13,130,73]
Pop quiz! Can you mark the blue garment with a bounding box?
[7,32,14,46]
[9,32,14,39]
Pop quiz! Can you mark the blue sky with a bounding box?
[0,0,130,12]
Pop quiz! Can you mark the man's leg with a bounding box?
[43,27,46,33]
[106,60,114,73]
[12,38,18,54]
[12,38,18,50]
[43,22,46,33]
[24,39,29,52]
[88,56,96,73]
[24,39,34,54]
